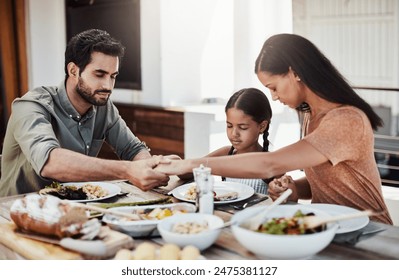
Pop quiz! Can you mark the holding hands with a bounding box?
[126,155,172,191]
[126,154,186,191]
[268,175,296,202]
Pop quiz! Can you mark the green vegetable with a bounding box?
[89,197,173,209]
[258,210,308,235]
[44,181,62,189]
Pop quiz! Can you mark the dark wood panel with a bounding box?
[98,103,185,159]
[136,134,184,157]
[0,0,28,118]
[134,122,183,141]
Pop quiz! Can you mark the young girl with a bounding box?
[181,88,272,194]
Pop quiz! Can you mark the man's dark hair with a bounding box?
[64,29,125,79]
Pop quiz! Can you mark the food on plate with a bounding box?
[180,245,201,260]
[184,185,197,200]
[160,243,180,260]
[39,181,108,200]
[172,221,209,234]
[214,191,239,201]
[257,210,323,235]
[146,207,173,220]
[184,185,238,201]
[133,242,157,260]
[114,243,202,260]
[10,194,101,239]
[115,206,189,222]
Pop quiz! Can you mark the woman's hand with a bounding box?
[268,175,296,202]
[162,154,182,161]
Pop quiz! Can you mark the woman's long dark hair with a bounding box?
[254,33,382,130]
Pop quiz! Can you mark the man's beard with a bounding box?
[76,77,111,106]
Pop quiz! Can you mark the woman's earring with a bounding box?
[297,78,301,82]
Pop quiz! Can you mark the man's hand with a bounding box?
[268,175,296,202]
[126,156,170,191]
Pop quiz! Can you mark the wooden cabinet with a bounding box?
[98,103,185,159]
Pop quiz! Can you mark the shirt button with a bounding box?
[86,145,90,149]
[77,116,80,119]
[79,122,81,126]
[69,115,72,118]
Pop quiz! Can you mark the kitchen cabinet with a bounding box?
[98,103,184,159]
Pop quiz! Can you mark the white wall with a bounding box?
[293,0,399,134]
[26,0,293,107]
[26,0,66,88]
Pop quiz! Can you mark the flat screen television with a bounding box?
[65,0,141,90]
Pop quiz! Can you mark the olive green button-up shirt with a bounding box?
[0,81,146,196]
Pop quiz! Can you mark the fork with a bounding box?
[231,196,269,210]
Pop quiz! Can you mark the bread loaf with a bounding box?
[10,194,98,239]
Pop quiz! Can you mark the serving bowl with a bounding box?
[157,213,224,251]
[102,203,196,237]
[231,204,339,259]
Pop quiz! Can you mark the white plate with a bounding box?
[171,181,255,205]
[61,181,121,202]
[102,203,196,237]
[306,203,369,234]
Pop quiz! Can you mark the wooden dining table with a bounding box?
[0,177,398,260]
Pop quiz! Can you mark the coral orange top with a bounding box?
[303,106,392,224]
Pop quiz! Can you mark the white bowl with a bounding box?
[102,203,196,237]
[157,213,224,251]
[231,204,339,259]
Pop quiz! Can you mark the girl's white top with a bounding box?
[225,177,268,194]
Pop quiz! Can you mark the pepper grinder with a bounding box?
[192,164,214,214]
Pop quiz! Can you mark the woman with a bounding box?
[157,33,392,224]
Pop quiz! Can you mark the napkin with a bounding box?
[332,223,386,246]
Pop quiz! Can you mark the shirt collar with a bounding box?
[58,81,96,122]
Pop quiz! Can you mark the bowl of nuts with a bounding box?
[157,213,224,251]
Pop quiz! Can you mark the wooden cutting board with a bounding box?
[0,223,134,259]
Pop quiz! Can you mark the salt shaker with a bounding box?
[192,164,214,214]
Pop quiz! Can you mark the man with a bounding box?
[0,29,169,196]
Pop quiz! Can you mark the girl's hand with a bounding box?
[268,175,295,202]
